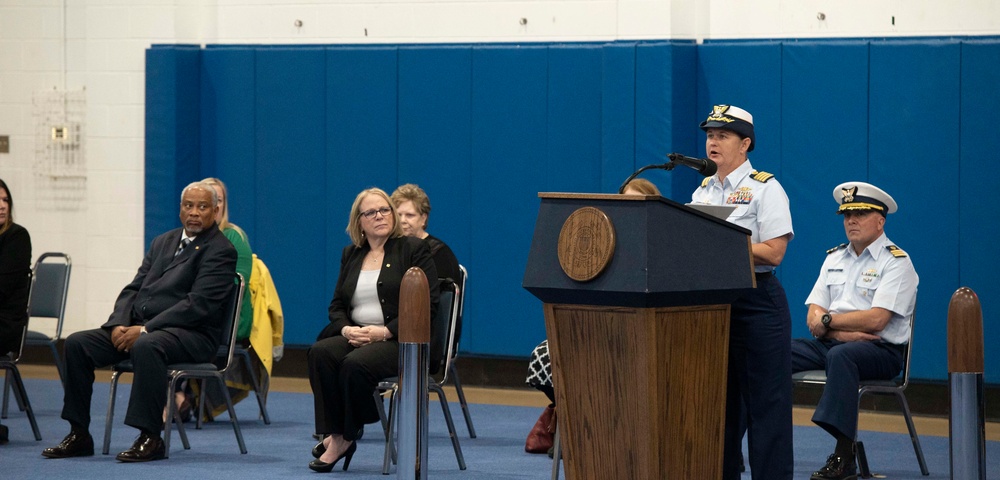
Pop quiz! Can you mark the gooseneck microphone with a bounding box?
[666,153,718,177]
[616,153,719,193]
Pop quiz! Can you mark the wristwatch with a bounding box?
[821,313,832,328]
[140,326,147,335]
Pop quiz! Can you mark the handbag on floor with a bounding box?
[524,405,556,453]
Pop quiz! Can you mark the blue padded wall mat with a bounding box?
[396,45,472,266]
[324,46,400,310]
[143,39,1000,381]
[469,45,550,355]
[545,44,604,195]
[254,48,329,345]
[870,40,962,380]
[600,42,638,193]
[960,40,1000,382]
[779,41,870,337]
[144,45,202,247]
[664,42,702,198]
[695,41,784,178]
[200,47,257,240]
[636,41,679,198]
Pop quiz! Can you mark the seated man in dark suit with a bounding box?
[42,181,237,462]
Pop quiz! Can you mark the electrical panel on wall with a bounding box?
[34,88,86,210]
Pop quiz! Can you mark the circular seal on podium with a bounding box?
[557,207,616,282]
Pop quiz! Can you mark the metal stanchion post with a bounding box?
[397,267,430,480]
[947,287,986,480]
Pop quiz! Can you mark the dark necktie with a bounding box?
[175,238,191,257]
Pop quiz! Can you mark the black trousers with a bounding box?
[308,336,398,440]
[791,337,904,440]
[61,328,202,435]
[723,273,794,480]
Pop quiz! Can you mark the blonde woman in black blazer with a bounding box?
[308,187,438,472]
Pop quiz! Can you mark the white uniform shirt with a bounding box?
[691,160,794,273]
[804,233,918,344]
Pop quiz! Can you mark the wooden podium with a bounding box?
[522,193,755,479]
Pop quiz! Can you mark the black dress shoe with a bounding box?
[115,432,166,462]
[0,424,8,445]
[42,431,95,458]
[810,452,857,480]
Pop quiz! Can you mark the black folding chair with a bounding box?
[102,274,248,457]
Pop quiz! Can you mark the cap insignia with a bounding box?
[706,105,735,123]
[841,186,858,204]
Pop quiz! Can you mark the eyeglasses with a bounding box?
[360,206,392,219]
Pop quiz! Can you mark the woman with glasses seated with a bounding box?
[308,187,439,472]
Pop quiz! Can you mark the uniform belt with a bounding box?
[755,271,773,281]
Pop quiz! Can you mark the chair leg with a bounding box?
[551,422,562,480]
[449,363,477,438]
[195,379,206,429]
[240,350,271,424]
[895,391,930,475]
[164,375,191,458]
[6,367,41,441]
[102,371,122,455]
[430,383,466,470]
[49,343,66,387]
[375,390,389,434]
[856,441,871,478]
[217,375,247,454]
[1,370,11,419]
[382,386,398,475]
[2,369,27,415]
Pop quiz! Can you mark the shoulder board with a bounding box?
[750,170,774,183]
[826,243,848,255]
[886,245,908,258]
[700,177,711,188]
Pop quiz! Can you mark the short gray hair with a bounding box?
[181,181,219,206]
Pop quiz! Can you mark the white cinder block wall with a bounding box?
[0,0,997,337]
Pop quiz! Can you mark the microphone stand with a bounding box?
[617,162,676,193]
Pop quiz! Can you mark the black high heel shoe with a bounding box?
[308,441,357,472]
[312,440,325,459]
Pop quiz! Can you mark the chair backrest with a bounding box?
[457,264,468,323]
[215,273,246,373]
[28,252,72,340]
[449,264,468,362]
[896,304,917,390]
[428,280,459,377]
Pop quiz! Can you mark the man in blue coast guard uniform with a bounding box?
[792,182,918,480]
[691,104,794,480]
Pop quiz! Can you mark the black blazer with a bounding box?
[320,235,439,340]
[102,224,237,358]
[0,223,31,355]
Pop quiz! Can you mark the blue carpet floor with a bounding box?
[2,377,998,479]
